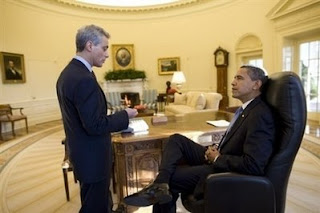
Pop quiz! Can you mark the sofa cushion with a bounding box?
[186,92,202,108]
[174,93,187,105]
[164,91,222,116]
[195,93,206,110]
[204,93,222,109]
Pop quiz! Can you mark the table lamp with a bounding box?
[171,71,186,91]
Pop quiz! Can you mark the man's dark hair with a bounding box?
[241,65,268,91]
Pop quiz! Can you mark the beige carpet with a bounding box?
[0,125,319,212]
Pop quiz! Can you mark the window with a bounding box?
[283,46,293,71]
[299,40,320,112]
[245,57,263,69]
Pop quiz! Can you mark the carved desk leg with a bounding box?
[113,139,164,212]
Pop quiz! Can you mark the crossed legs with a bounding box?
[124,133,214,213]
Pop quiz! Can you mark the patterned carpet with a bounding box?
[0,120,63,173]
[1,119,319,172]
[0,120,319,213]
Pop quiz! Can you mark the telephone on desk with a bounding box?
[122,118,149,133]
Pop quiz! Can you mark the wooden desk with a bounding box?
[112,111,232,209]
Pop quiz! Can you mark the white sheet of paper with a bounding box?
[206,120,230,127]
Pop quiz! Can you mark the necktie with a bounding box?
[218,107,243,149]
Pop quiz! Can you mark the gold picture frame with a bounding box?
[0,52,26,84]
[112,44,135,70]
[158,57,180,75]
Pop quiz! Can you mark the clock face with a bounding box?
[216,51,225,65]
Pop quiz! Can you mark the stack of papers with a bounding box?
[206,120,230,127]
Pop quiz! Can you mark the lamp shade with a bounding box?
[171,71,186,84]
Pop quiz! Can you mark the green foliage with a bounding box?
[104,69,146,81]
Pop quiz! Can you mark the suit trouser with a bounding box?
[79,178,112,213]
[153,134,215,213]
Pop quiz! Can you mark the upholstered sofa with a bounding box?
[164,91,222,115]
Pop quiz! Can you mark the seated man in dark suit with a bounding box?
[124,65,276,213]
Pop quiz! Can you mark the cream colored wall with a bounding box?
[0,0,279,127]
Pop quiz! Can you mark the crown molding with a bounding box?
[266,0,320,34]
[14,0,233,21]
[267,0,320,20]
[54,0,208,13]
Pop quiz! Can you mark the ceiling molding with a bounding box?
[13,0,234,21]
[12,0,234,22]
[266,0,320,35]
[53,0,210,13]
[267,0,320,20]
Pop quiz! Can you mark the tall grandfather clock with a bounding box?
[214,46,229,110]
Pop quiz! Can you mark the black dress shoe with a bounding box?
[124,182,172,207]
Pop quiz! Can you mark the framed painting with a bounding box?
[158,57,180,75]
[0,52,26,84]
[112,44,135,70]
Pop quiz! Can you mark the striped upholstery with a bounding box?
[105,92,125,114]
[142,89,158,110]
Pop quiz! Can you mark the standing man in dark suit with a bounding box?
[124,65,275,213]
[57,24,137,213]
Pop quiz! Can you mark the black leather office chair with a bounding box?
[182,72,307,213]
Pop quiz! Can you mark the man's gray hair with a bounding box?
[76,24,110,52]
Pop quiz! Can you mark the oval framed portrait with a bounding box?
[112,44,135,70]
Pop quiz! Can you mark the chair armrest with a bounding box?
[11,107,25,115]
[204,172,275,213]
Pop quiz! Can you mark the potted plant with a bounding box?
[104,69,146,81]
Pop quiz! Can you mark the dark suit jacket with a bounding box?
[6,68,22,80]
[214,97,275,176]
[56,59,129,183]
